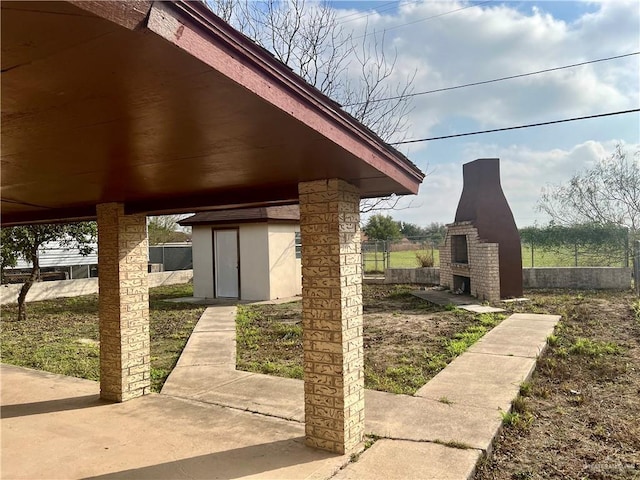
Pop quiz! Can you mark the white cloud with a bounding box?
[343,0,639,140]
[375,140,639,228]
[340,1,639,230]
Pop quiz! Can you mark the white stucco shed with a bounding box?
[180,206,301,301]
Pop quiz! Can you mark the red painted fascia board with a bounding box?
[147,1,424,193]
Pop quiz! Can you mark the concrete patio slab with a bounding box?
[161,365,256,397]
[415,353,536,411]
[181,373,306,422]
[1,364,349,480]
[333,439,482,480]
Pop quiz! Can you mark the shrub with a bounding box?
[416,252,435,267]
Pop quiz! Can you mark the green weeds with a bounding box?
[1,283,204,392]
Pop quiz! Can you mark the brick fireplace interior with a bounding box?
[439,158,523,302]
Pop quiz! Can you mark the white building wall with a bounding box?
[239,224,270,301]
[191,222,300,301]
[14,241,99,269]
[268,224,302,299]
[192,226,214,298]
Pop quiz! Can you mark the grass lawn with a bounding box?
[363,249,440,272]
[0,283,205,392]
[237,284,505,394]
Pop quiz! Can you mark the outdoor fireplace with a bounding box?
[439,158,523,302]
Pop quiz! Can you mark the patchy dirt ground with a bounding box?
[475,290,640,480]
[237,284,504,394]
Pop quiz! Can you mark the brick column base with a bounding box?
[97,203,150,402]
[299,179,364,454]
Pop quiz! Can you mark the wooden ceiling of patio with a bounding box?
[1,1,423,225]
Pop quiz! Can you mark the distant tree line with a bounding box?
[519,223,632,266]
[363,214,446,244]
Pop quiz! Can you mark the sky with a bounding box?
[327,0,640,228]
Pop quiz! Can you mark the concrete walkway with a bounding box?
[1,304,560,479]
[160,304,560,479]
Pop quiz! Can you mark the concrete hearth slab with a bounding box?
[333,439,482,480]
[411,289,477,306]
[459,304,505,313]
[501,297,530,303]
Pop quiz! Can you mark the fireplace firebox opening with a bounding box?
[452,235,468,264]
[453,275,471,294]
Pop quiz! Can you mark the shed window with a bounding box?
[295,231,302,259]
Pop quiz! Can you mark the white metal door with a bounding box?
[214,230,239,298]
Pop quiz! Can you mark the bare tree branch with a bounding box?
[204,0,418,213]
[538,144,640,243]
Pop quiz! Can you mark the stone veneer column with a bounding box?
[298,179,364,454]
[97,203,150,402]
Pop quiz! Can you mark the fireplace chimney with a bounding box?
[454,158,523,298]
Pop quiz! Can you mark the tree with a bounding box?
[398,221,424,238]
[538,144,639,240]
[363,214,401,241]
[147,215,191,245]
[206,0,416,213]
[1,223,97,321]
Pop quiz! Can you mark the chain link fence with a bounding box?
[362,237,440,274]
[521,241,631,268]
[363,237,635,275]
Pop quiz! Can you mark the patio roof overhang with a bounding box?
[1,0,424,227]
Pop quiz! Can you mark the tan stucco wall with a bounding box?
[239,224,270,301]
[192,226,214,298]
[267,224,302,299]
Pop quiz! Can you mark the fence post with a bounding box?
[634,240,639,296]
[531,241,534,268]
[574,243,578,267]
[374,241,378,272]
[624,232,630,268]
[385,240,390,270]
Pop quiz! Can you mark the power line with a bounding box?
[335,1,399,23]
[337,0,423,24]
[390,108,640,145]
[353,0,493,40]
[344,51,640,106]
